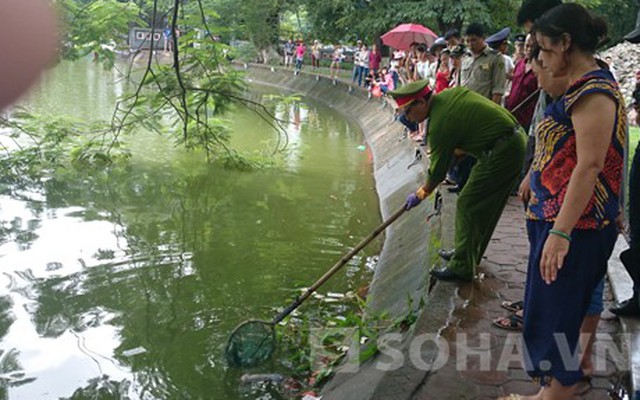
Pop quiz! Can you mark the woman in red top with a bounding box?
[434,49,451,93]
[369,44,382,76]
[505,34,538,131]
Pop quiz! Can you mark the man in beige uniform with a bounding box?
[461,23,506,104]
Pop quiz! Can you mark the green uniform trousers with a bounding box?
[447,130,527,279]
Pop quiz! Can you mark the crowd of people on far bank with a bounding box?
[281,23,543,150]
[285,1,640,399]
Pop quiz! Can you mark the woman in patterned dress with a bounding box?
[500,4,627,400]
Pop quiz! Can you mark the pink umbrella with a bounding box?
[381,23,438,50]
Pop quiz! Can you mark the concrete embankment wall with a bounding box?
[243,64,441,400]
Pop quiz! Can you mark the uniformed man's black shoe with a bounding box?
[447,186,461,194]
[610,296,640,317]
[438,249,455,261]
[430,266,472,282]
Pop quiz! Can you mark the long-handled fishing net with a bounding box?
[225,205,408,367]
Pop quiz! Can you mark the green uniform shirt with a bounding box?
[461,46,506,99]
[426,87,518,185]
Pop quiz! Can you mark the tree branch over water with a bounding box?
[2,0,292,175]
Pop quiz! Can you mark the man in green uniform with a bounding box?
[390,80,526,282]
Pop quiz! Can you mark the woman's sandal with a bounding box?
[492,313,523,331]
[500,300,524,313]
[575,375,592,396]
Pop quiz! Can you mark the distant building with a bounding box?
[129,28,165,50]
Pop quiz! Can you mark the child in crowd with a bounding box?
[311,40,321,69]
[448,44,466,88]
[370,66,395,97]
[378,67,395,94]
[389,61,400,88]
[294,40,306,75]
[413,44,429,81]
[329,44,343,80]
[396,58,411,86]
[364,68,376,89]
[283,39,295,67]
[435,49,451,93]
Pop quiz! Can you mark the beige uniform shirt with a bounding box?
[460,46,506,99]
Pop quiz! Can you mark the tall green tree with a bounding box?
[592,0,638,44]
[298,0,521,44]
[57,0,142,66]
[205,0,288,62]
[293,0,634,45]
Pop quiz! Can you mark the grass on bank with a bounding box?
[630,126,639,152]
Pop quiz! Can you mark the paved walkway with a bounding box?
[411,195,627,399]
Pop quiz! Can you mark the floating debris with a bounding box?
[122,346,147,357]
[322,298,341,303]
[45,262,63,271]
[365,255,379,271]
[240,374,285,385]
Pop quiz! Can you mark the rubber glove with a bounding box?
[405,187,428,210]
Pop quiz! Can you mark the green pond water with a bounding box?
[0,60,381,399]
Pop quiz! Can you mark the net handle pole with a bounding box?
[509,88,541,114]
[271,205,407,325]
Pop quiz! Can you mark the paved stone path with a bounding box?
[411,196,627,399]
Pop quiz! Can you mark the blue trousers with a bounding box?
[523,220,617,386]
[351,66,368,87]
[361,67,369,87]
[397,113,418,132]
[449,155,477,190]
[352,66,363,85]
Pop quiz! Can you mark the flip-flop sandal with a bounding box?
[575,375,592,396]
[492,313,523,331]
[500,300,524,313]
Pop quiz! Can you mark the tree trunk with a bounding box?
[437,20,463,37]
